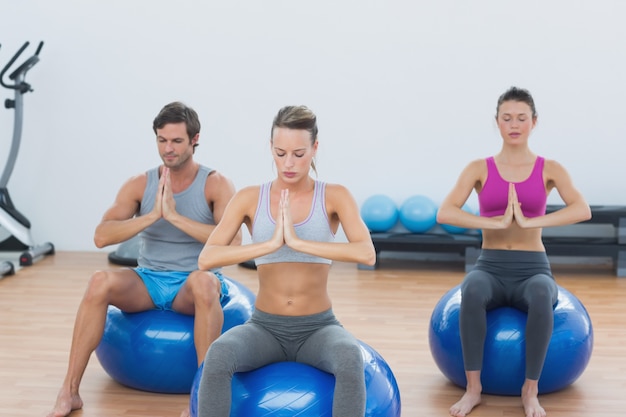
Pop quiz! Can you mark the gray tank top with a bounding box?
[252,180,334,266]
[137,165,217,272]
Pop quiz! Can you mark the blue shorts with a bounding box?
[134,267,228,311]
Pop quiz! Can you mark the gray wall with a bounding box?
[1,1,624,251]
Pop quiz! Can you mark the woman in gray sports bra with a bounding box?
[195,105,376,417]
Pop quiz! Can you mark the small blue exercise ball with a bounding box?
[439,204,474,234]
[95,277,256,394]
[361,195,399,232]
[399,195,438,233]
[428,285,593,395]
[189,340,401,417]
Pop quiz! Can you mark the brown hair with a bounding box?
[153,101,201,152]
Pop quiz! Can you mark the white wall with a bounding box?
[1,0,624,251]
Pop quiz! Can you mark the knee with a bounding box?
[187,271,221,304]
[337,339,362,356]
[526,278,557,306]
[461,280,488,306]
[461,280,480,297]
[84,270,115,301]
[204,338,237,376]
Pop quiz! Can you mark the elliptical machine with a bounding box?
[0,41,54,277]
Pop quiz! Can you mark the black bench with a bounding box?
[361,205,626,277]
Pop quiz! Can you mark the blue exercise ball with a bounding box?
[439,204,474,234]
[399,195,438,233]
[95,277,256,394]
[428,285,593,395]
[189,340,401,417]
[361,195,399,232]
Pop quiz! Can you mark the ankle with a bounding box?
[521,380,539,397]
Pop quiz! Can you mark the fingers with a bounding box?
[268,190,286,247]
[510,183,520,205]
[505,183,515,215]
[162,168,172,196]
[279,189,289,231]
[508,182,516,204]
[159,167,168,186]
[281,189,289,216]
[164,167,170,183]
[508,183,529,226]
[161,168,177,219]
[280,189,298,245]
[153,168,168,218]
[277,189,286,225]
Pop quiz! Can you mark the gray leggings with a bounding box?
[197,309,365,417]
[460,249,558,380]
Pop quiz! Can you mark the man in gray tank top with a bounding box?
[46,102,240,417]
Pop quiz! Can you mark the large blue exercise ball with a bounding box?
[428,285,593,395]
[361,195,399,232]
[189,340,401,417]
[95,277,256,394]
[399,195,438,233]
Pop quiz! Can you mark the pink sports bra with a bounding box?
[478,156,547,218]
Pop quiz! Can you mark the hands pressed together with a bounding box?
[498,183,529,229]
[152,167,178,221]
[269,189,299,250]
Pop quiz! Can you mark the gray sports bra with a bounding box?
[252,180,334,266]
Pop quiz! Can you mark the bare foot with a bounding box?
[179,407,190,417]
[450,391,481,417]
[46,390,83,417]
[522,392,546,417]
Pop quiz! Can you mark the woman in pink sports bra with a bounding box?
[437,87,591,417]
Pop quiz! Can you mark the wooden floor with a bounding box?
[1,251,626,417]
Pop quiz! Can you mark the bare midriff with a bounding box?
[255,262,333,316]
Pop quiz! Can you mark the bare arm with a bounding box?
[283,184,376,266]
[198,186,282,270]
[94,174,158,248]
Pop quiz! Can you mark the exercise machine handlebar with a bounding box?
[0,41,44,94]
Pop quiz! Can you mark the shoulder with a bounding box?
[100,172,149,214]
[231,185,262,205]
[462,158,488,177]
[204,169,231,185]
[543,157,564,169]
[468,157,487,169]
[323,182,352,199]
[448,158,488,191]
[203,169,236,193]
[237,184,262,199]
[542,158,571,179]
[322,182,358,214]
[119,172,148,198]
[225,185,261,214]
[543,158,568,174]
